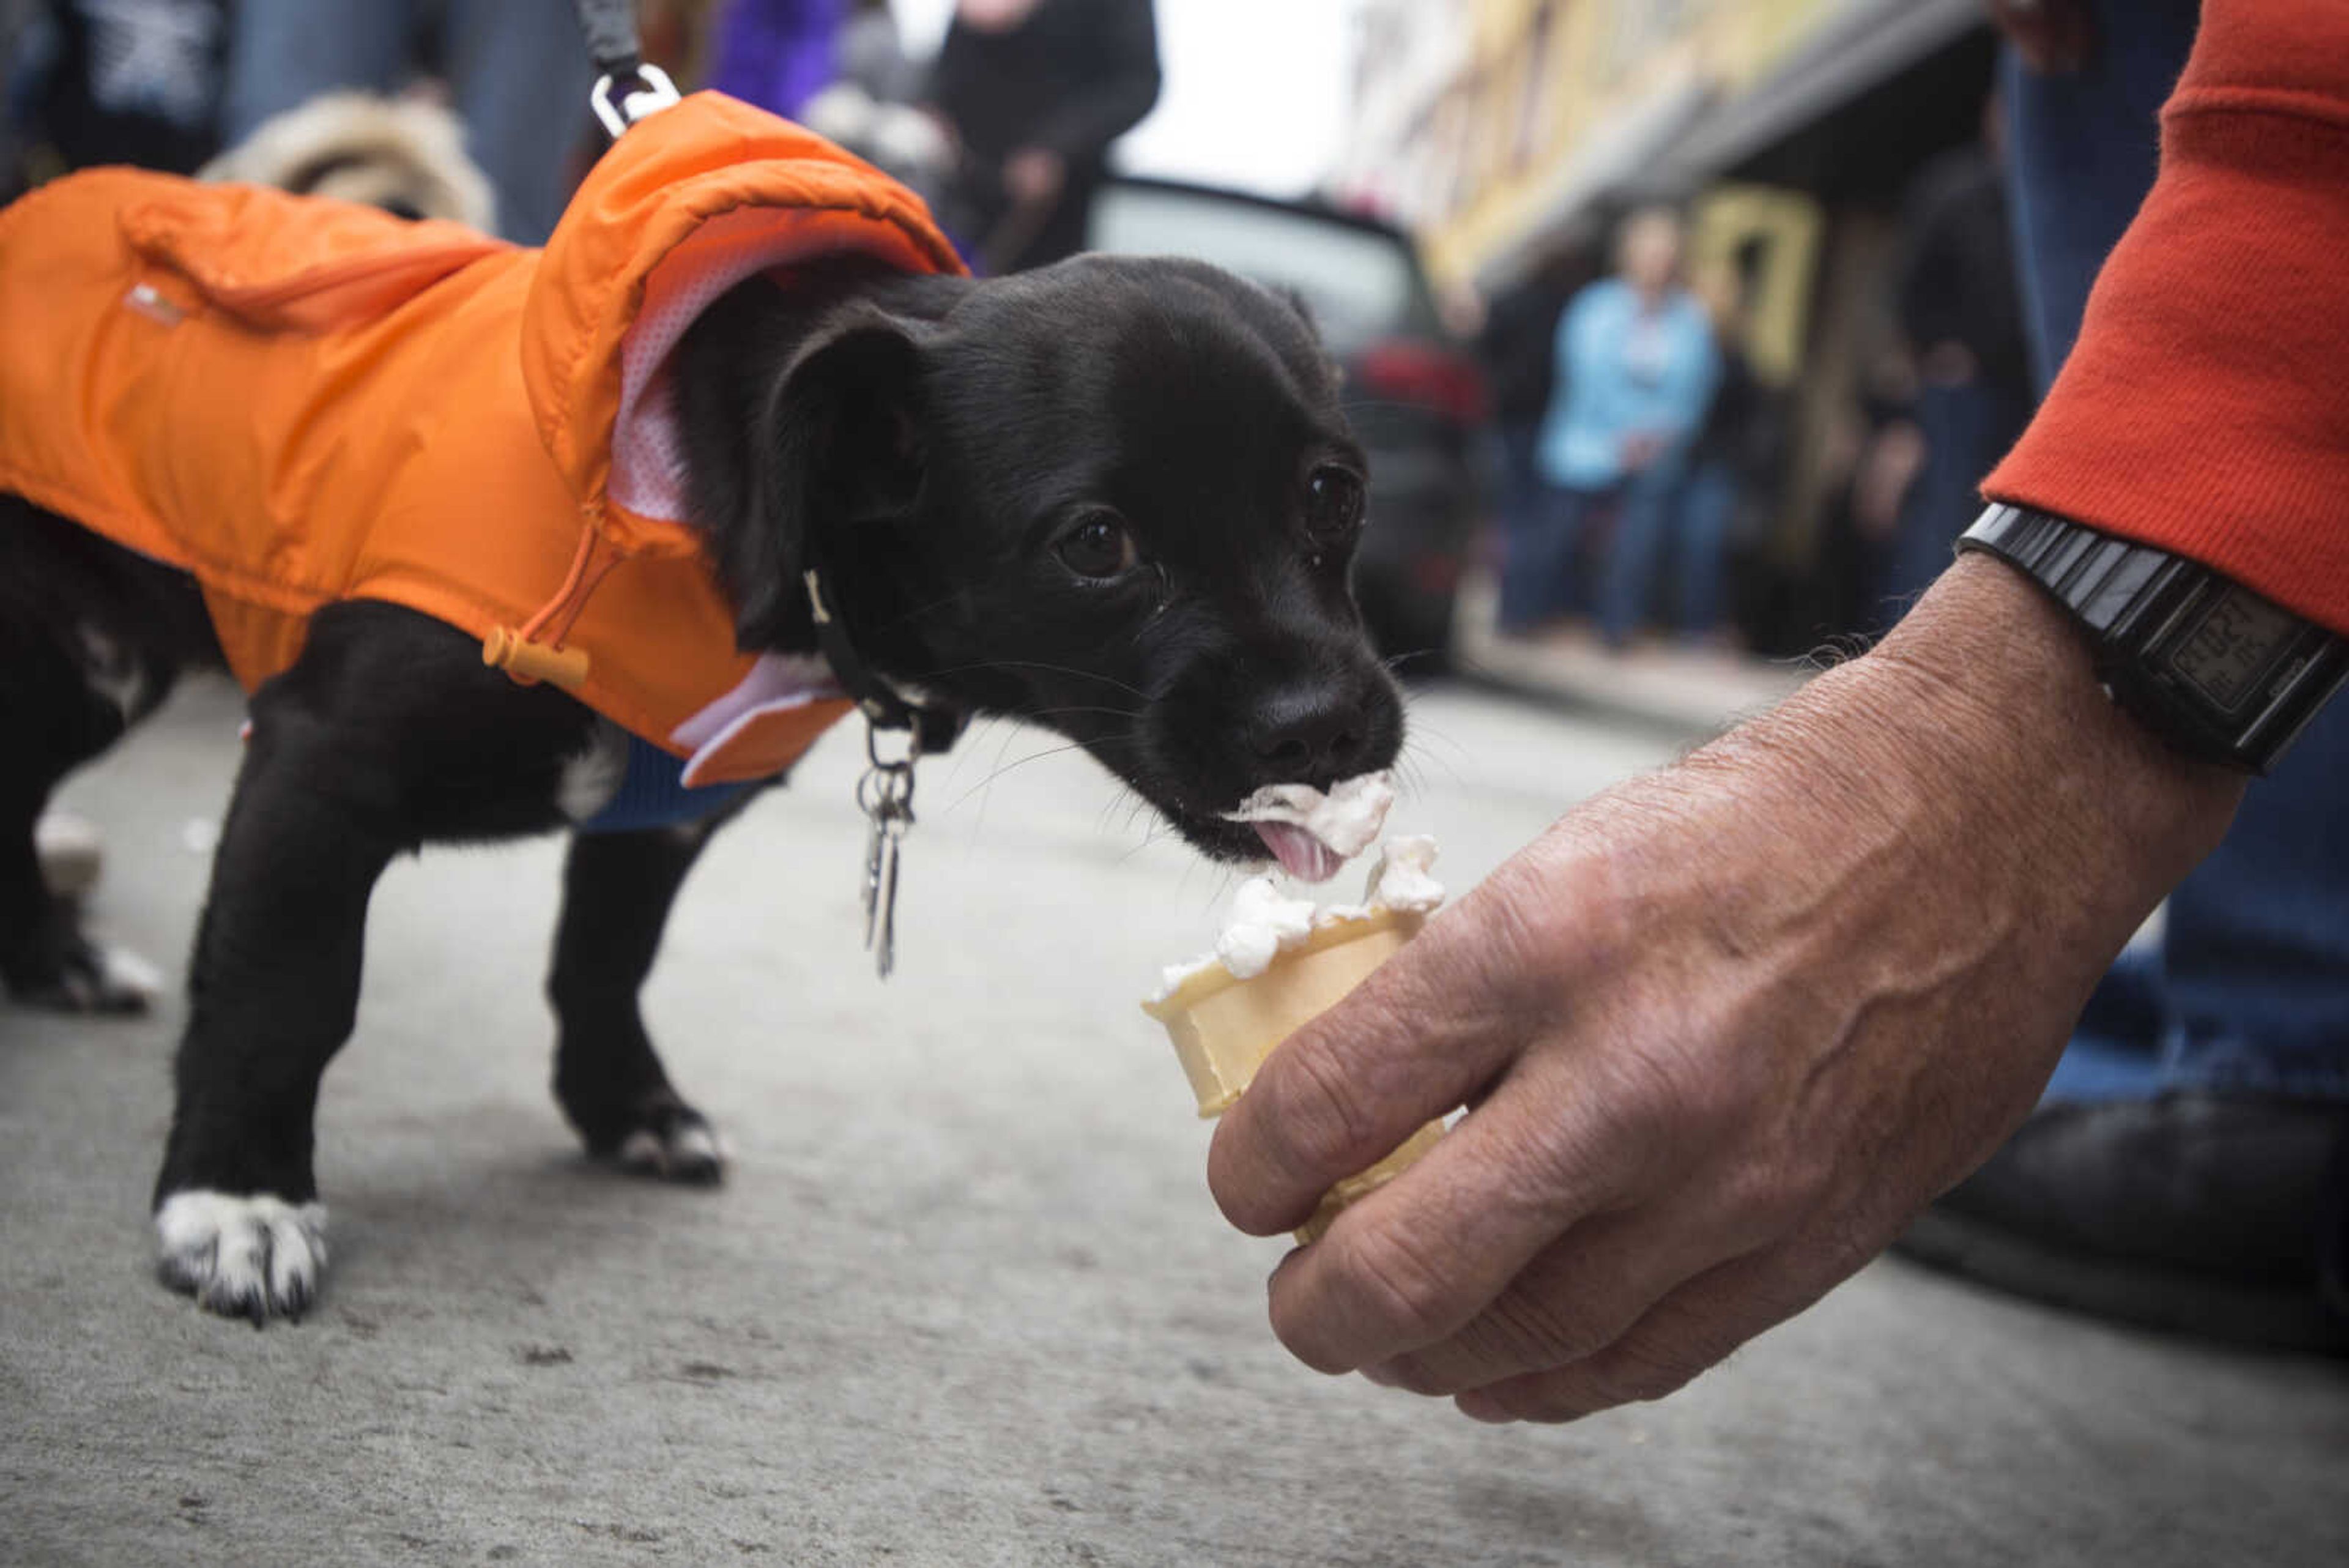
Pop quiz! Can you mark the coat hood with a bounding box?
[521,91,965,560]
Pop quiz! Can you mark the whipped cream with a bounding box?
[1223,770,1397,858]
[1148,836,1445,1003]
[1213,878,1320,980]
[1364,834,1443,914]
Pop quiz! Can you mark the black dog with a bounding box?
[0,253,1405,1322]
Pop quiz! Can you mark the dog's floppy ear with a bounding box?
[726,305,930,648]
[1272,284,1321,340]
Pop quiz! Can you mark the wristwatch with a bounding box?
[1956,504,2349,775]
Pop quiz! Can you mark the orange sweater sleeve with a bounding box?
[1983,0,2349,634]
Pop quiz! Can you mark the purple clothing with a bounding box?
[708,0,845,120]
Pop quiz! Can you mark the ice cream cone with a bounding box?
[1144,908,1444,1245]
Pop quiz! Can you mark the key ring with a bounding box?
[856,764,916,830]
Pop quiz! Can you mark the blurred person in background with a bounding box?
[834,0,918,103]
[1667,257,1781,648]
[785,0,950,191]
[1843,344,1924,609]
[1477,245,1584,632]
[1502,206,1720,648]
[706,0,845,123]
[5,0,228,191]
[219,0,594,244]
[923,0,1159,272]
[1876,94,2032,631]
[6,0,228,904]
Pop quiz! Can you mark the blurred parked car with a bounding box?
[1086,176,1488,669]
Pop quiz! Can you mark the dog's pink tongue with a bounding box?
[1254,822,1344,883]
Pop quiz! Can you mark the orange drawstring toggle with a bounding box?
[483,626,590,689]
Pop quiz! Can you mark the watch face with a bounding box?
[2169,587,2297,712]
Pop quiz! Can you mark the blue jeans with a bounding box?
[2009,0,2349,1106]
[2002,0,2203,390]
[1498,480,1592,633]
[223,0,595,245]
[2045,700,2349,1105]
[1492,419,1547,560]
[1665,460,1736,639]
[1500,466,1682,645]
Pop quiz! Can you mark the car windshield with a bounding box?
[1087,184,1440,352]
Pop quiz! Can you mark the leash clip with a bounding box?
[590,62,680,139]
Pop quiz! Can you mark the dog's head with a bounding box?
[708,255,1405,867]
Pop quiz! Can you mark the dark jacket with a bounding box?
[1478,273,1573,428]
[1895,146,2030,401]
[927,0,1160,270]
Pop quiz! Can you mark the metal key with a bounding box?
[869,812,906,978]
[855,723,922,980]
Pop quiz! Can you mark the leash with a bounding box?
[573,0,681,139]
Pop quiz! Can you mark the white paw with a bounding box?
[615,1119,729,1184]
[155,1191,328,1323]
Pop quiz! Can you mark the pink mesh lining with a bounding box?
[670,650,841,752]
[609,206,849,524]
[612,212,873,768]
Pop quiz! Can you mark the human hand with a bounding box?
[1853,420,1926,538]
[1620,433,1666,471]
[1920,341,1981,387]
[1207,555,2243,1422]
[1003,146,1067,206]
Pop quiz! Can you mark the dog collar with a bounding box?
[800,563,964,980]
[800,567,967,756]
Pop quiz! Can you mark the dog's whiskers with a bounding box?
[913,659,1151,701]
[940,730,1135,819]
[1379,646,1447,677]
[1012,704,1140,726]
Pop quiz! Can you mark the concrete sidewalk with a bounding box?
[1450,570,1812,736]
[3,677,2343,1567]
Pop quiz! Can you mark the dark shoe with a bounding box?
[1894,1093,2349,1354]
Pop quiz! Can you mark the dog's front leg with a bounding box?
[151,696,403,1324]
[547,811,743,1184]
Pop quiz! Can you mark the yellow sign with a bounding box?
[1405,0,1848,284]
[1688,182,1822,387]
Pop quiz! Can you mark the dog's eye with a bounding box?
[1056,513,1140,580]
[1304,466,1367,545]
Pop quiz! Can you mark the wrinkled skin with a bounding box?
[1208,557,2243,1421]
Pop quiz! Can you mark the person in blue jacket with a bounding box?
[1504,207,1721,647]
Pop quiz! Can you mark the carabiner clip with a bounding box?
[589,62,680,140]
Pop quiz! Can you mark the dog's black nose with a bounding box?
[1249,686,1372,784]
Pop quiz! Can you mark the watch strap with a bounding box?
[1958,504,2349,774]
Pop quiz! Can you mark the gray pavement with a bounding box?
[4,675,2345,1568]
[1449,571,1811,737]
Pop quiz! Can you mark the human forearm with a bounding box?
[1822,553,2244,934]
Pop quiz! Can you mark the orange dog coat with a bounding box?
[0,92,964,787]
